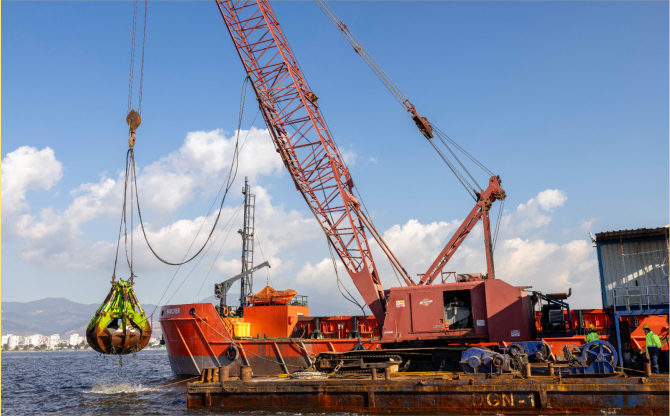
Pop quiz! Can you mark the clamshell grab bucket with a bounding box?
[86,280,151,355]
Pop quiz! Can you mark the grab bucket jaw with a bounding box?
[86,279,152,355]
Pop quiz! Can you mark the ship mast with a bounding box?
[239,177,256,307]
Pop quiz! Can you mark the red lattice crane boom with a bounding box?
[216,0,413,324]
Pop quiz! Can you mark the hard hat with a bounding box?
[588,324,595,330]
[642,324,651,330]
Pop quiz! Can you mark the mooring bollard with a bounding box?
[548,362,554,376]
[219,366,230,381]
[384,367,391,380]
[371,368,378,380]
[524,363,532,378]
[644,363,652,377]
[240,365,253,382]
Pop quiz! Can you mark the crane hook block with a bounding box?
[86,279,152,355]
[126,110,142,148]
[412,114,433,139]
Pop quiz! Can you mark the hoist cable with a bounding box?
[435,133,482,191]
[111,150,133,280]
[127,0,148,114]
[432,124,494,176]
[149,78,254,314]
[127,0,138,114]
[134,77,249,267]
[254,230,273,287]
[314,0,408,110]
[493,199,504,252]
[138,0,148,115]
[427,139,477,200]
[315,0,497,202]
[189,202,244,304]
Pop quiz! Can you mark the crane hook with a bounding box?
[126,110,142,148]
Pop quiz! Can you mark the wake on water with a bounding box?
[84,382,147,395]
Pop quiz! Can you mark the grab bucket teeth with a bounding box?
[86,279,152,355]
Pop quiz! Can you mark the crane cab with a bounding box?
[381,279,535,344]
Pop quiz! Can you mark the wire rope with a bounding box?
[183,202,244,303]
[315,0,499,203]
[148,77,251,316]
[138,0,148,114]
[492,199,505,252]
[254,230,274,287]
[134,77,249,268]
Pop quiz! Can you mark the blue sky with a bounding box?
[2,1,668,312]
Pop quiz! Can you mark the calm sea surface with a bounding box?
[2,349,332,415]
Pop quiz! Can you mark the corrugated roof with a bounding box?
[595,226,669,243]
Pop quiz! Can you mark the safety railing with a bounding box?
[612,285,669,311]
[288,295,308,307]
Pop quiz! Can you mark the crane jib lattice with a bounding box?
[216,0,389,321]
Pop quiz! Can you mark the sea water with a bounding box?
[1,350,194,415]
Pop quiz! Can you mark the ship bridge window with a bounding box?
[443,290,472,329]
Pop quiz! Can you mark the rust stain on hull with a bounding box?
[187,375,669,414]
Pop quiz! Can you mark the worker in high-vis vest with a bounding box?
[585,324,599,343]
[643,324,662,374]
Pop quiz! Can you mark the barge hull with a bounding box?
[187,376,669,415]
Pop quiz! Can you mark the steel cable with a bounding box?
[315,0,498,202]
[133,77,249,268]
[147,77,251,317]
[127,0,138,114]
[138,0,148,115]
[185,202,244,303]
[492,199,505,252]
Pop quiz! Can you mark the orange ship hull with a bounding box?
[160,303,666,376]
[159,303,382,375]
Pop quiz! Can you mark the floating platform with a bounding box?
[187,372,668,415]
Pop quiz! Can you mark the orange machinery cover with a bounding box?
[248,285,297,306]
[243,304,309,338]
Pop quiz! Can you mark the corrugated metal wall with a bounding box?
[599,239,669,308]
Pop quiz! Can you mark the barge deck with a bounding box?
[187,371,669,414]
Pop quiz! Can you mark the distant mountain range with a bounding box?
[1,297,162,339]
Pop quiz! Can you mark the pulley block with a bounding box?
[86,279,151,355]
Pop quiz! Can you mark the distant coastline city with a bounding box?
[1,333,162,351]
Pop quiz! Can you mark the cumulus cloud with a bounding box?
[579,218,597,232]
[496,238,597,296]
[339,145,357,166]
[1,128,294,272]
[1,146,63,215]
[3,135,600,310]
[352,189,598,308]
[295,257,366,315]
[500,189,567,236]
[136,127,283,214]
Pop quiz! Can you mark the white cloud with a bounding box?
[339,145,357,166]
[3,136,601,311]
[136,127,282,214]
[500,189,567,236]
[295,257,366,314]
[1,128,292,272]
[579,218,597,232]
[1,146,63,215]
[356,189,598,308]
[368,157,378,165]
